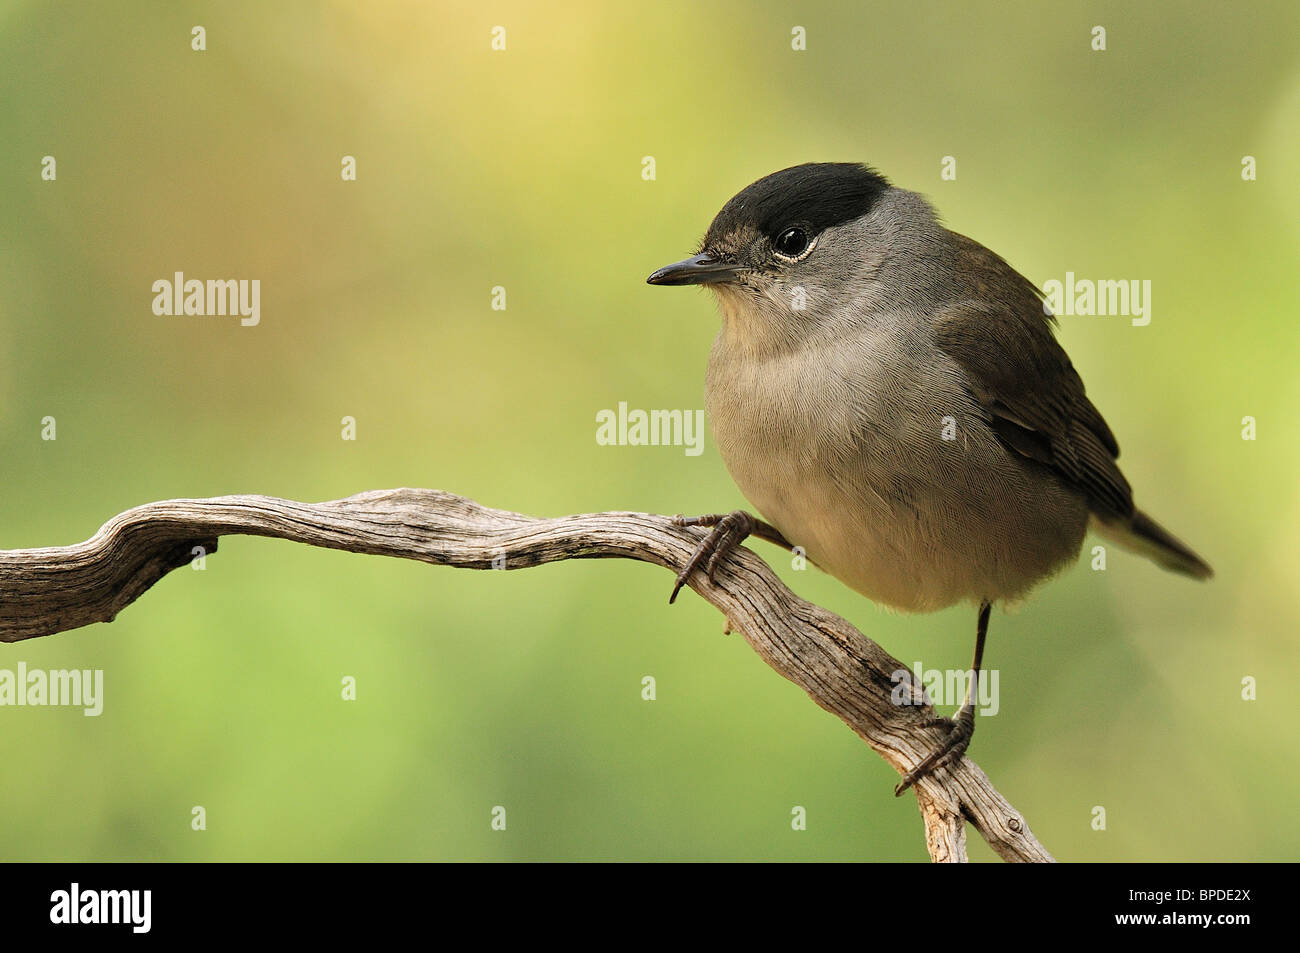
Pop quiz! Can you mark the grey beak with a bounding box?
[646,253,740,286]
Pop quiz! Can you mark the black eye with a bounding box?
[774,226,810,259]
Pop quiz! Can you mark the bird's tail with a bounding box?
[1090,509,1213,580]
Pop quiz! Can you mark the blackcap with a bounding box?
[647,162,1212,794]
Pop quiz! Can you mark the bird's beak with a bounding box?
[646,253,741,286]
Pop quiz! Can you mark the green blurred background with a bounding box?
[1,1,1297,861]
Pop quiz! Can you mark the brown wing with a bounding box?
[934,234,1134,520]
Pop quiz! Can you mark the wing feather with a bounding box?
[935,234,1133,520]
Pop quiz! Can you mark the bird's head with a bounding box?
[647,162,906,349]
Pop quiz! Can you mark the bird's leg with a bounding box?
[894,600,992,796]
[668,510,793,604]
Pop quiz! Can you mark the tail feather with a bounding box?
[1091,509,1214,580]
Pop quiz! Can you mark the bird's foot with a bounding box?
[893,707,976,796]
[668,510,756,604]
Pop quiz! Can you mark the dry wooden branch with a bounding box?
[0,489,1052,863]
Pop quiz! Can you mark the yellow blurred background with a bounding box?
[1,0,1297,860]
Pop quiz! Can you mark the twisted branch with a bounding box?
[0,488,1052,862]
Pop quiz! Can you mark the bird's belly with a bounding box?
[726,452,977,611]
[707,362,1088,611]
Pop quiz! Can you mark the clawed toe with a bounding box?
[893,712,975,796]
[669,511,755,604]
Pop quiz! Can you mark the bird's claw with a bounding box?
[893,709,976,796]
[669,511,756,604]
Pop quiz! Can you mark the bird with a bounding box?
[646,162,1212,795]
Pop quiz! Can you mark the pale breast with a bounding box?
[705,329,1088,611]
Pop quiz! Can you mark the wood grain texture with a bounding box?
[0,488,1053,863]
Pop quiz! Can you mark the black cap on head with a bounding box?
[703,162,891,249]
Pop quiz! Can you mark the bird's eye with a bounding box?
[773,226,812,261]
